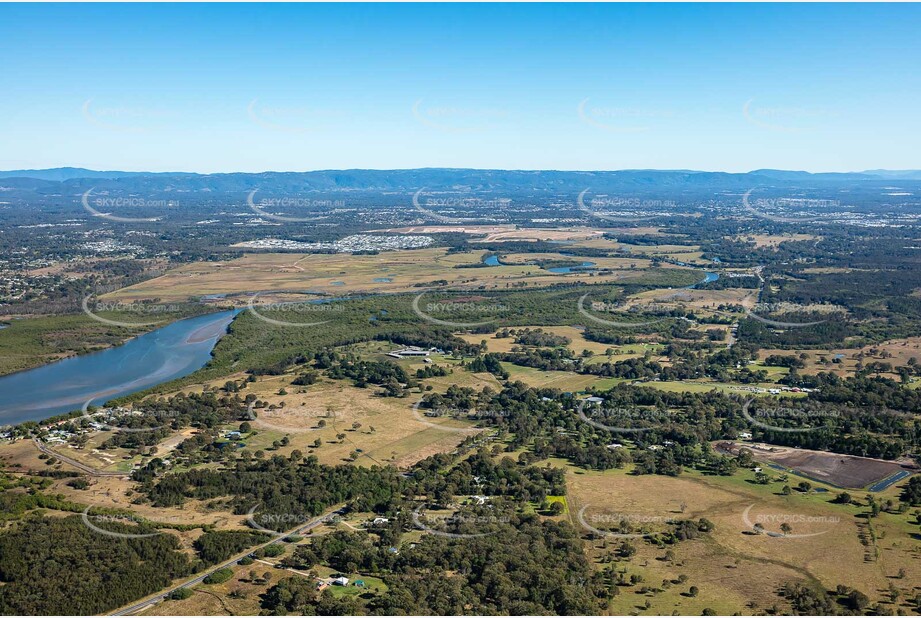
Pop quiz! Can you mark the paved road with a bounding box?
[33,438,128,477]
[109,506,346,616]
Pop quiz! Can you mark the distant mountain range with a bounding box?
[0,167,199,182]
[1,167,919,197]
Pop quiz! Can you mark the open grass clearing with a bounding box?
[566,463,914,612]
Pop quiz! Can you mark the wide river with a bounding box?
[0,310,237,427]
[0,259,721,427]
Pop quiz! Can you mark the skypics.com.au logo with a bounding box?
[575,399,665,434]
[411,189,510,224]
[246,189,340,223]
[411,400,506,433]
[245,505,329,540]
[742,189,840,224]
[577,295,673,329]
[81,99,176,133]
[80,397,181,433]
[742,98,835,133]
[577,189,674,223]
[247,99,346,134]
[709,296,834,330]
[577,98,674,133]
[741,504,839,539]
[81,507,191,539]
[742,301,831,330]
[709,267,833,330]
[81,295,183,328]
[246,292,344,329]
[81,189,173,223]
[741,399,839,434]
[412,293,510,328]
[577,504,675,539]
[412,503,510,539]
[412,99,509,134]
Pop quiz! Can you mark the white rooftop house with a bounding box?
[332,576,349,586]
[396,347,432,356]
[387,346,435,359]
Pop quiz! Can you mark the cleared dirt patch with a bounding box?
[717,441,911,489]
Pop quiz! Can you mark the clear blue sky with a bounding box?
[1,3,918,173]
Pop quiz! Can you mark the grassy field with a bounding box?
[200,373,480,469]
[760,336,921,380]
[500,362,623,392]
[138,562,276,616]
[103,247,701,303]
[564,462,919,614]
[626,285,757,313]
[458,325,664,361]
[643,380,807,398]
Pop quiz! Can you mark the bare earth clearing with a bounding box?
[717,441,911,489]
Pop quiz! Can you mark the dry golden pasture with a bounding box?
[0,364,484,527]
[0,438,55,473]
[42,470,243,531]
[138,562,279,616]
[104,247,659,303]
[760,336,921,379]
[495,252,651,271]
[624,285,757,312]
[457,325,652,358]
[226,375,476,469]
[471,227,605,243]
[77,347,488,472]
[621,246,706,263]
[566,465,919,614]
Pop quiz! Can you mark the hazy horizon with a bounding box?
[4,165,920,176]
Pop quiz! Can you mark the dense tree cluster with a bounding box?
[466,354,509,379]
[262,516,608,615]
[0,516,193,615]
[194,530,269,564]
